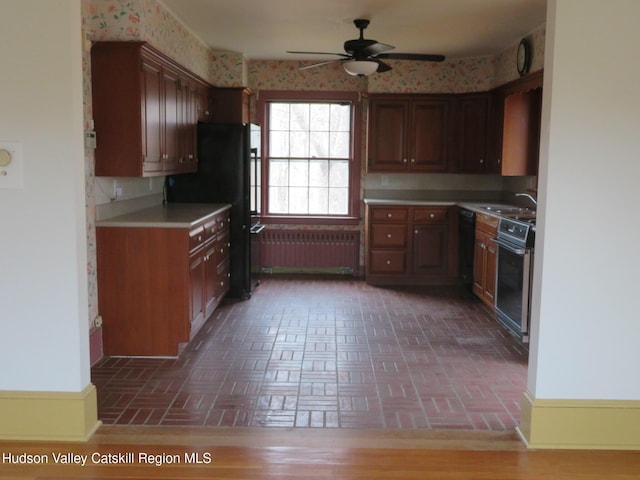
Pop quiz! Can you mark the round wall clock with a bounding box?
[516,38,532,76]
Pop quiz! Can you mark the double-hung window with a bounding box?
[259,91,361,221]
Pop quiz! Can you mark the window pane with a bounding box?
[289,187,309,213]
[289,160,309,187]
[330,104,351,131]
[310,104,330,131]
[329,131,350,158]
[309,159,328,187]
[290,131,309,157]
[290,103,309,131]
[269,159,289,186]
[310,131,329,158]
[328,187,349,215]
[270,103,290,130]
[269,186,289,214]
[270,131,289,157]
[329,160,349,187]
[309,187,328,214]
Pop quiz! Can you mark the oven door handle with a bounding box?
[493,237,526,255]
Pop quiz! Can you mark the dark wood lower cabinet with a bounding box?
[97,210,230,357]
[472,213,498,308]
[365,204,458,285]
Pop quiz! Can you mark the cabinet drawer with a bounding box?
[370,207,408,223]
[413,207,449,224]
[203,218,218,241]
[370,224,407,248]
[369,251,406,274]
[189,226,205,252]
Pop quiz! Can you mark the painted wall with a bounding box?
[0,0,90,392]
[528,0,640,400]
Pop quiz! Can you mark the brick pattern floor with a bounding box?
[92,276,528,430]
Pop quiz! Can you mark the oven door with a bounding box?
[493,237,532,342]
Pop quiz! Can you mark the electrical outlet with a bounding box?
[94,315,103,328]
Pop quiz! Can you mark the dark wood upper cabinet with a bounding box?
[368,95,453,172]
[456,93,491,173]
[91,41,211,177]
[366,71,543,176]
[208,87,253,124]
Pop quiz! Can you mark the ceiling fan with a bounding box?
[287,19,445,76]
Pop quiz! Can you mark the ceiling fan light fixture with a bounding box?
[343,59,378,76]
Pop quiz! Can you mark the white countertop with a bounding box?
[96,203,231,228]
[363,198,457,206]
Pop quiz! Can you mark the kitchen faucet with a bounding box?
[516,192,537,207]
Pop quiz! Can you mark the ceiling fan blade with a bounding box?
[287,50,350,58]
[298,59,345,71]
[376,53,446,62]
[374,59,393,73]
[360,42,394,57]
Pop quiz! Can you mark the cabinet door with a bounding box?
[141,57,163,174]
[501,88,541,176]
[186,81,199,167]
[203,241,218,320]
[196,83,210,122]
[162,66,181,172]
[458,95,489,173]
[368,99,409,171]
[484,238,497,304]
[189,250,206,331]
[410,99,450,172]
[472,232,487,298]
[412,224,448,276]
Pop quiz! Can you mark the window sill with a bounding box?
[259,215,361,226]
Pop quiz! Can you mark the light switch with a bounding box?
[0,142,23,189]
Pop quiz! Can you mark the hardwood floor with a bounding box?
[1,427,639,479]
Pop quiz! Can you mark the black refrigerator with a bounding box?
[166,122,261,299]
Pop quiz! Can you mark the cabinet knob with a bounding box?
[479,159,484,164]
[429,213,435,218]
[386,233,392,238]
[220,248,224,253]
[387,213,392,218]
[198,235,202,242]
[402,158,408,163]
[188,154,194,160]
[414,229,418,234]
[410,158,415,163]
[386,260,391,265]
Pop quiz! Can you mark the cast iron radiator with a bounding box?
[259,229,360,274]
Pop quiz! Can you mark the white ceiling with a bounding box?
[159,0,547,61]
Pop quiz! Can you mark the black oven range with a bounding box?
[493,216,535,342]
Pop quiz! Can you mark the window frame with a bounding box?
[257,90,362,225]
